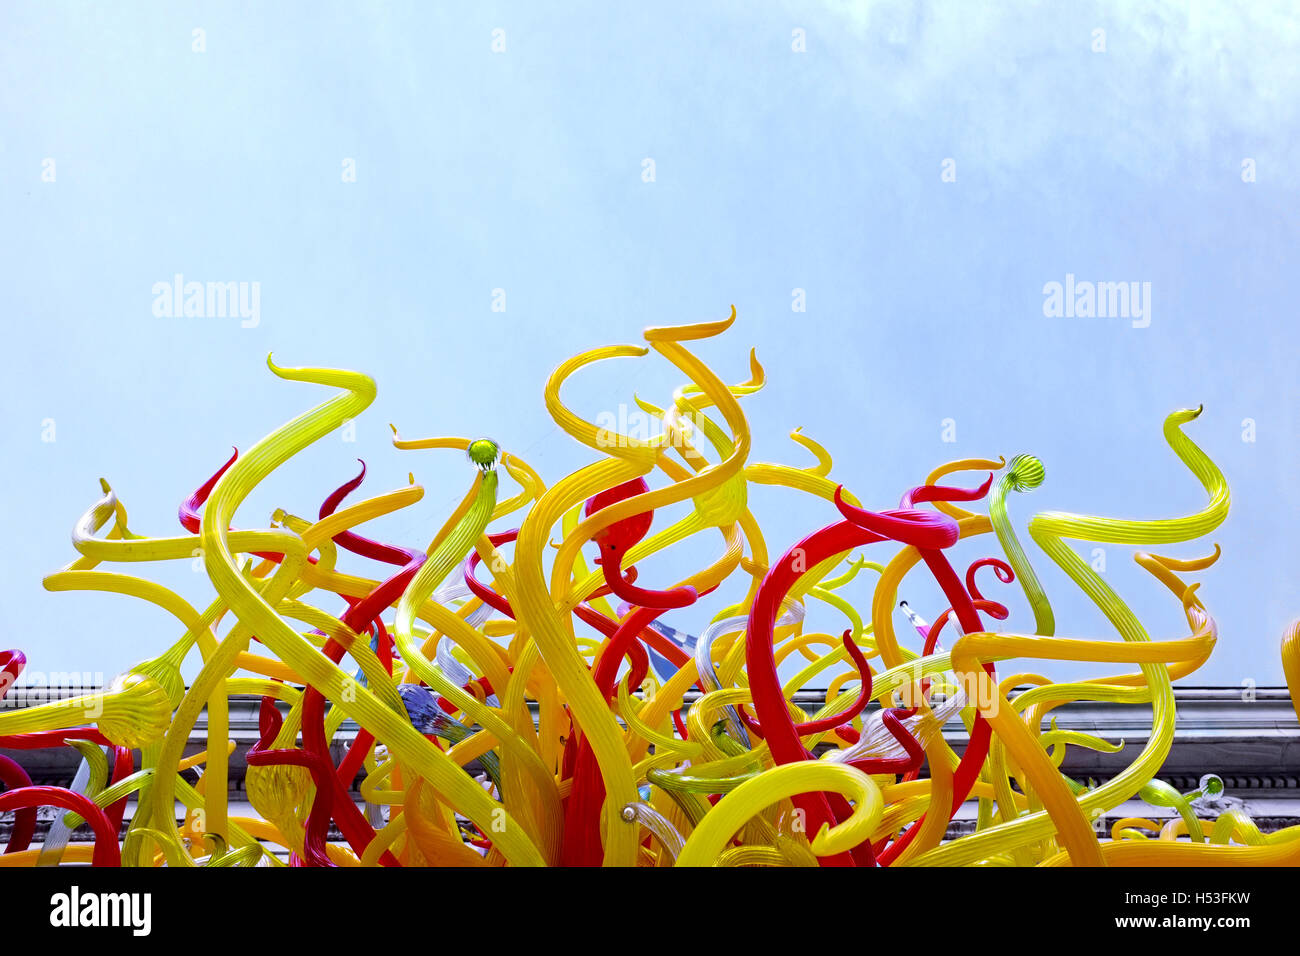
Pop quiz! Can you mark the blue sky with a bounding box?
[1,1,1296,687]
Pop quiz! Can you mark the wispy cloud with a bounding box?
[807,0,1300,187]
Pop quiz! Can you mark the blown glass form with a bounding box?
[2,308,1297,868]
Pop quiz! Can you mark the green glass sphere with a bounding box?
[467,438,500,470]
[1006,453,1045,492]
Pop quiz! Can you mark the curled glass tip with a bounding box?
[899,600,931,641]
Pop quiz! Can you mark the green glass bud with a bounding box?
[1006,453,1046,492]
[467,437,500,470]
